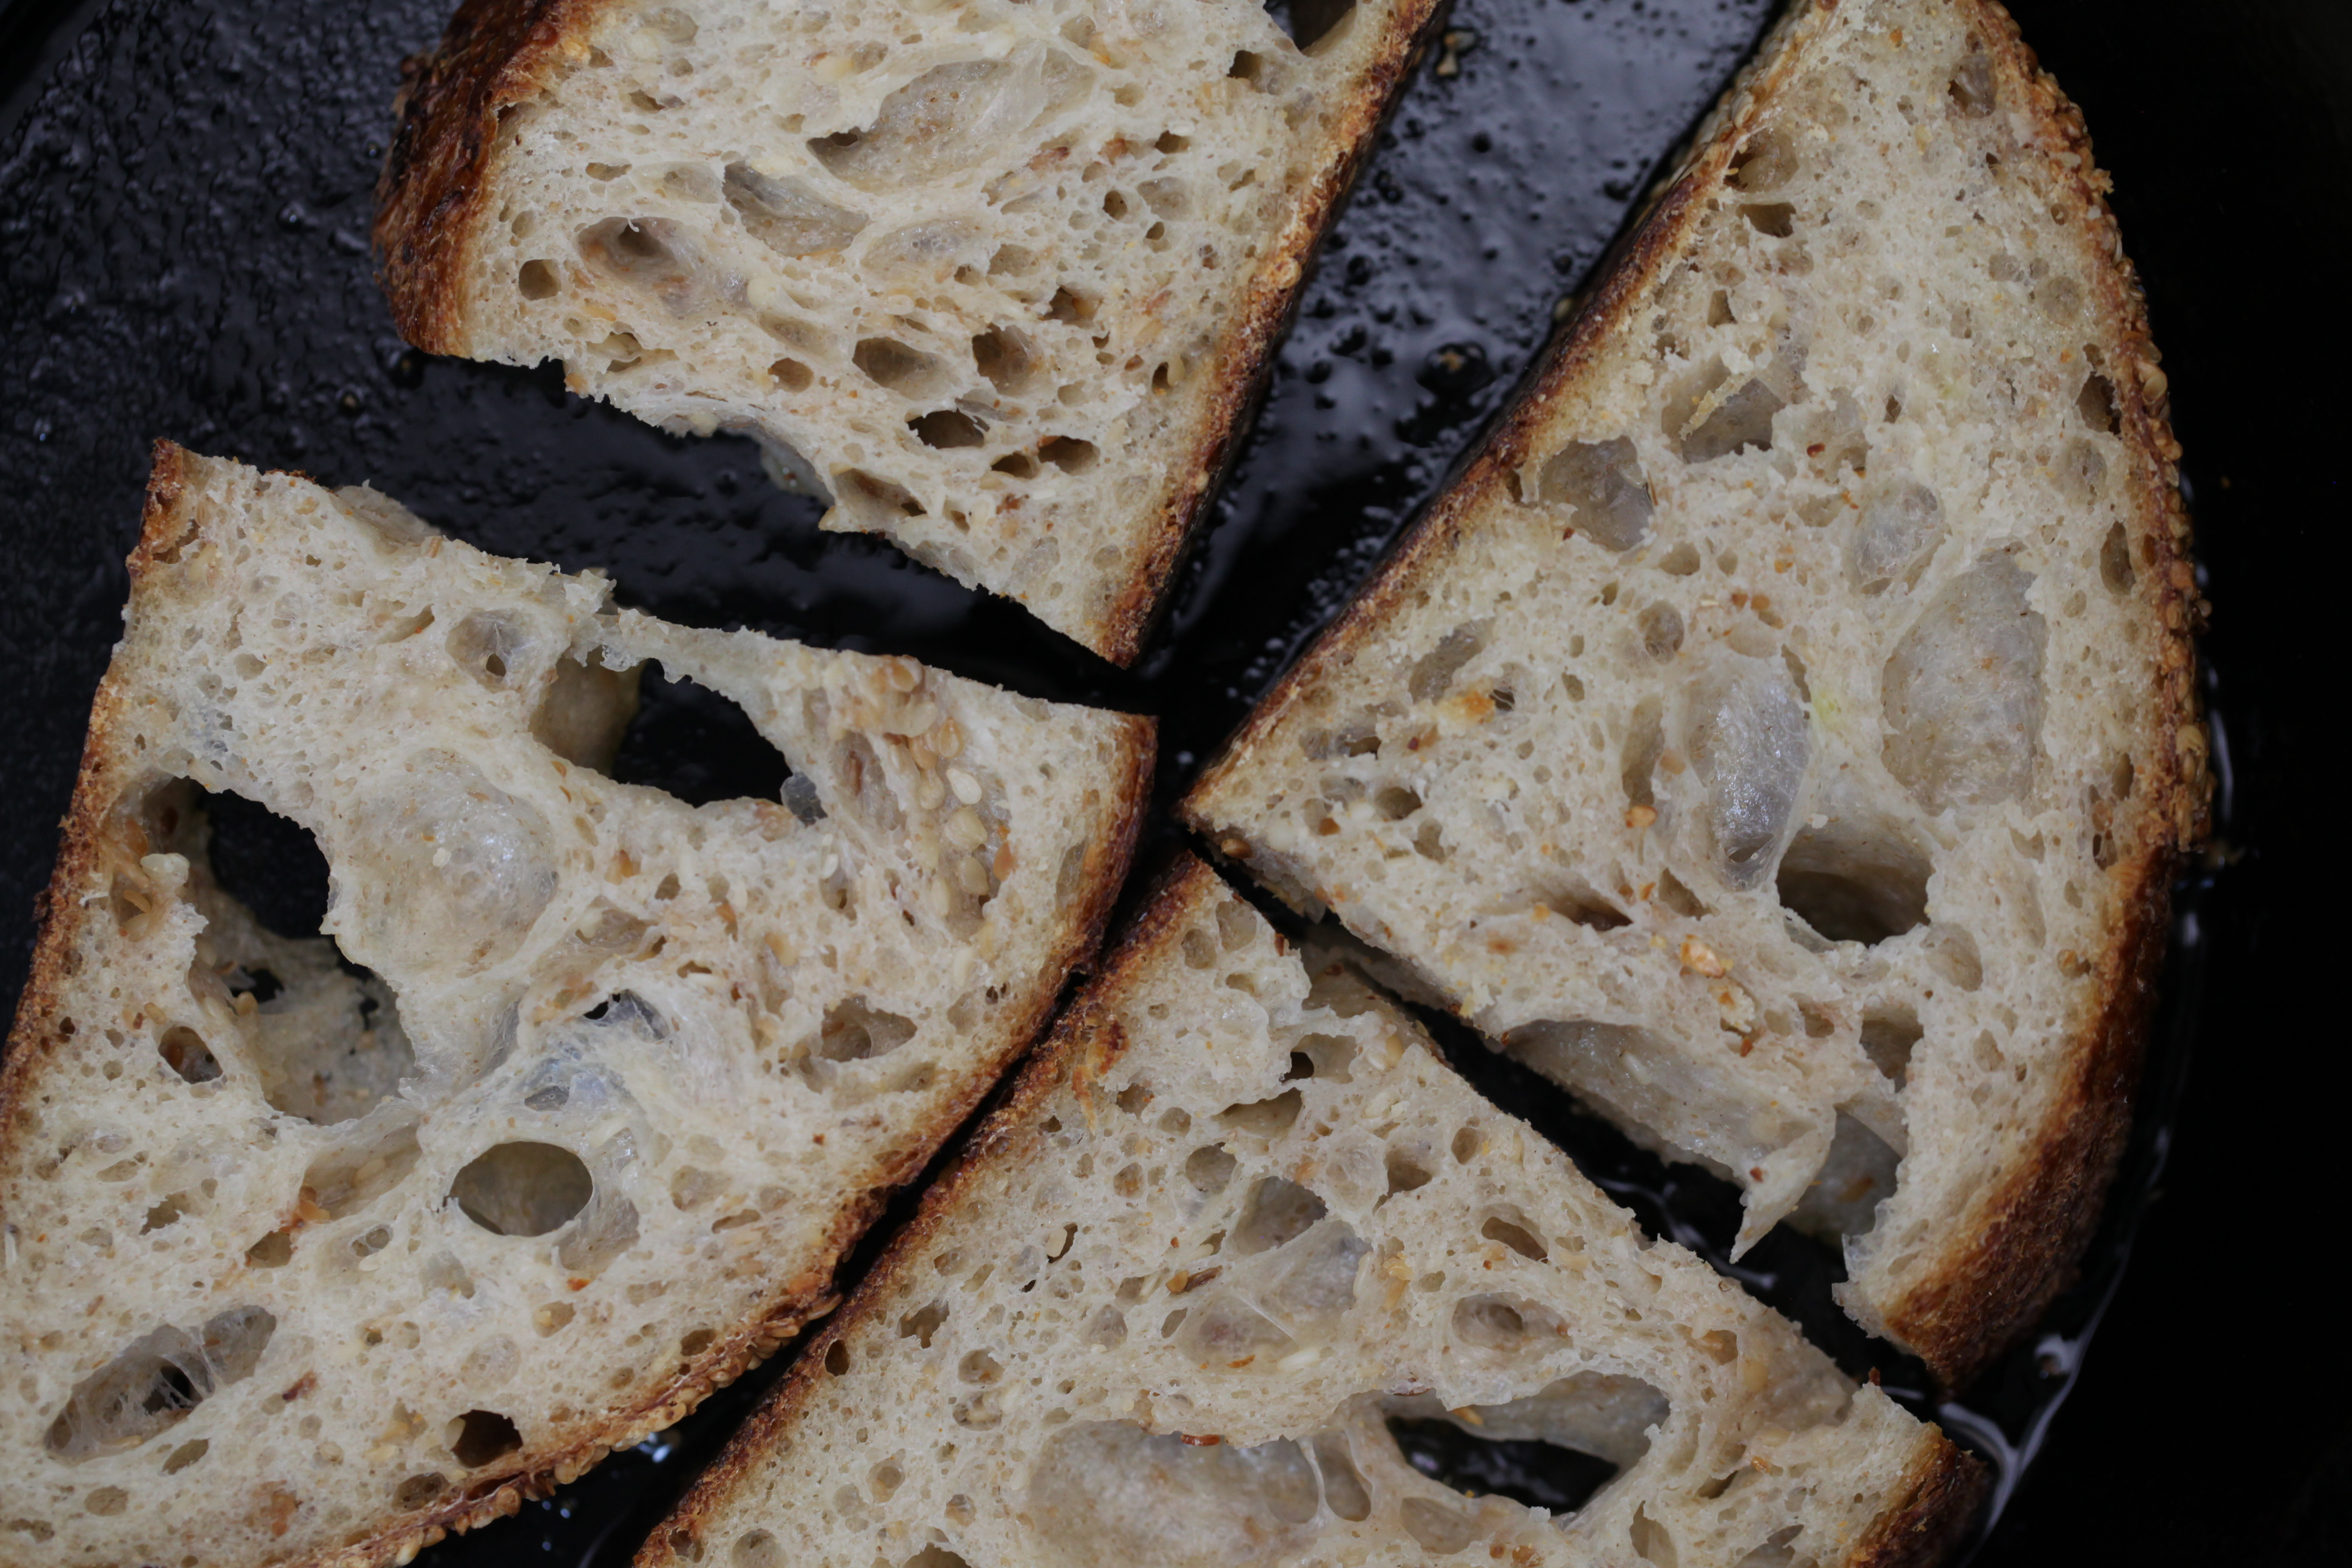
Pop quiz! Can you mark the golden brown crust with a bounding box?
[372,0,1446,666]
[0,439,192,1179]
[1842,1428,1989,1568]
[1184,0,2208,1392]
[372,0,619,355]
[0,443,1154,1568]
[1867,0,2206,1389]
[636,856,1221,1566]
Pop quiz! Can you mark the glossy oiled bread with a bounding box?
[642,859,1982,1568]
[1186,0,2207,1386]
[0,444,1150,1567]
[374,0,1441,663]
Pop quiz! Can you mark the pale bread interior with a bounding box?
[0,448,1147,1565]
[647,863,1964,1568]
[1187,0,2193,1359]
[422,0,1424,656]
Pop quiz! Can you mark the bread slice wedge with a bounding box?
[1185,0,2207,1388]
[374,0,1442,663]
[642,856,1982,1568]
[0,443,1150,1567]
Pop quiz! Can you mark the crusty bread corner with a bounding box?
[639,857,1984,1568]
[1185,0,2207,1390]
[372,0,1446,665]
[0,442,1151,1568]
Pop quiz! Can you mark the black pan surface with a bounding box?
[2,0,2343,1561]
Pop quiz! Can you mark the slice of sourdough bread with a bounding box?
[642,857,1982,1568]
[0,444,1150,1568]
[1185,0,2208,1387]
[374,0,1442,663]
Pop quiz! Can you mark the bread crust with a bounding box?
[635,856,1214,1566]
[1842,1427,1989,1568]
[1184,0,2208,1390]
[372,0,1447,665]
[0,441,1154,1568]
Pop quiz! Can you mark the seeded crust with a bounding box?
[1185,0,2207,1390]
[0,443,1151,1567]
[641,857,1983,1568]
[373,0,1444,664]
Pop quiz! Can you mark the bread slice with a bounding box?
[1184,0,2208,1387]
[0,443,1150,1567]
[642,857,1982,1568]
[374,0,1442,663]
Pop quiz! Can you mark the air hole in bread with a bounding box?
[1449,1292,1560,1352]
[1479,1211,1547,1261]
[594,663,791,808]
[769,357,814,392]
[576,217,696,302]
[1687,658,1810,889]
[1729,127,1796,191]
[990,451,1039,479]
[1947,45,1996,117]
[1218,1089,1303,1140]
[1231,1177,1325,1254]
[1847,480,1945,593]
[517,260,558,299]
[1228,50,1267,84]
[245,1228,294,1267]
[1292,1031,1358,1083]
[820,998,919,1062]
[1408,624,1486,703]
[970,324,1037,392]
[1044,286,1097,325]
[1039,437,1098,473]
[449,1141,593,1236]
[854,337,947,397]
[1384,1413,1614,1524]
[1548,882,1631,931]
[1638,602,1684,659]
[807,61,1023,192]
[1788,1112,1901,1240]
[528,647,640,773]
[1774,816,1932,946]
[2099,522,2135,593]
[2075,369,2119,434]
[1537,438,1654,551]
[1881,557,2047,813]
[722,162,867,256]
[1861,1009,1923,1086]
[157,1026,220,1085]
[910,410,986,449]
[446,1409,522,1467]
[394,1473,446,1508]
[730,1529,787,1568]
[838,468,927,522]
[43,1307,275,1462]
[1185,1144,1237,1195]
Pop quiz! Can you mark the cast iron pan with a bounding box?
[2,0,2344,1560]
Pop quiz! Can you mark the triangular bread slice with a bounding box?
[374,0,1443,663]
[642,858,1981,1568]
[1185,0,2207,1387]
[0,444,1150,1566]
